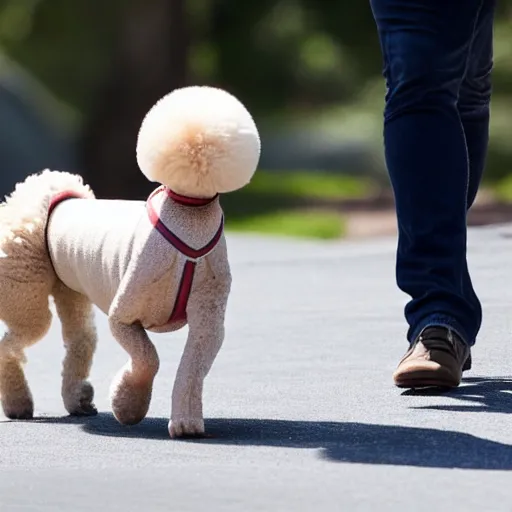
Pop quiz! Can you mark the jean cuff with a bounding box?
[408,315,473,347]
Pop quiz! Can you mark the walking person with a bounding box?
[369,0,497,387]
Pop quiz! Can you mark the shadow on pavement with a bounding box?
[4,412,172,440]
[71,411,512,470]
[403,376,512,413]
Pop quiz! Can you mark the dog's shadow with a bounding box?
[8,376,512,471]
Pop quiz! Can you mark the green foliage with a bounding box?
[247,170,375,199]
[0,0,38,43]
[0,0,121,118]
[491,174,512,202]
[220,169,370,239]
[0,0,382,116]
[0,0,510,183]
[226,210,346,240]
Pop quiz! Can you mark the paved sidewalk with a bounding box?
[2,225,512,511]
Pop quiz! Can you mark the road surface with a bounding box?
[2,225,512,511]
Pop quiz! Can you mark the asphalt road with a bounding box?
[2,225,512,511]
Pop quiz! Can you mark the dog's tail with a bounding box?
[0,169,95,285]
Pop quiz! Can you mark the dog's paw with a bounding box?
[110,370,153,425]
[2,394,34,420]
[63,380,98,416]
[168,417,205,438]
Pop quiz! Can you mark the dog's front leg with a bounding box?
[108,318,160,425]
[169,283,229,438]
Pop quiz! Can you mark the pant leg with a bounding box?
[369,0,487,346]
[460,0,496,209]
[458,0,496,342]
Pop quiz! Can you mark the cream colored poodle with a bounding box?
[0,86,260,438]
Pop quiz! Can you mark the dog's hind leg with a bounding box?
[52,282,98,416]
[0,302,53,419]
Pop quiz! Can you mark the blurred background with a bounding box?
[0,0,511,239]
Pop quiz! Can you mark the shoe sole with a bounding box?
[393,368,461,389]
[394,378,459,389]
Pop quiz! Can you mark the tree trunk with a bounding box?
[81,0,189,200]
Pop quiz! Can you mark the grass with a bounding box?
[245,170,375,200]
[227,209,346,240]
[491,174,512,202]
[222,170,374,240]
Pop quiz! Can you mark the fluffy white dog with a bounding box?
[0,86,260,438]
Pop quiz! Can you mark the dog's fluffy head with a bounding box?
[136,86,261,198]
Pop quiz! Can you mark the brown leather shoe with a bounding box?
[393,326,471,389]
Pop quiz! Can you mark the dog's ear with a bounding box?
[135,86,261,199]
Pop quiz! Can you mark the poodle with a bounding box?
[0,85,261,437]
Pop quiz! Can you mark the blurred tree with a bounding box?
[0,0,510,197]
[81,0,190,199]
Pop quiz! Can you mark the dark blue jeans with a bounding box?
[369,0,496,346]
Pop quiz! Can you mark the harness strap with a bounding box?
[146,186,224,323]
[168,260,196,323]
[45,191,86,268]
[48,191,84,216]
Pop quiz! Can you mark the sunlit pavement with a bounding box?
[2,225,512,511]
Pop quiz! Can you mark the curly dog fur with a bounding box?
[0,170,96,419]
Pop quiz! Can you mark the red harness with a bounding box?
[47,187,222,325]
[45,191,89,262]
[146,186,224,324]
[48,191,85,215]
